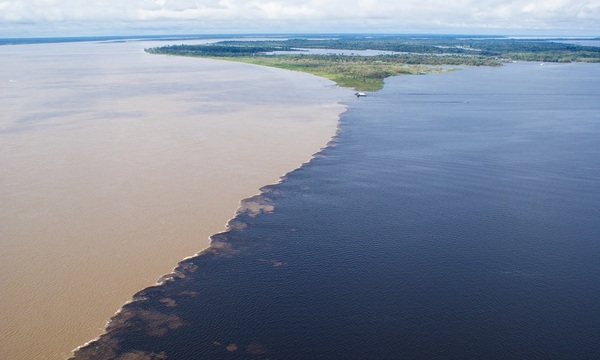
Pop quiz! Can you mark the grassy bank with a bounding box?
[207,55,445,91]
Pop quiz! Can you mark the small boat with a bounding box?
[355,92,367,97]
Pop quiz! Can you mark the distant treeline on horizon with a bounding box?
[2,34,599,46]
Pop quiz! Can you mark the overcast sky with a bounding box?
[1,0,598,37]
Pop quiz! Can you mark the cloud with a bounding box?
[0,0,598,36]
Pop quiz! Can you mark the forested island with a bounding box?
[146,35,600,91]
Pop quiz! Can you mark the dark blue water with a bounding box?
[72,62,600,359]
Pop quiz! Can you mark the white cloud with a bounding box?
[0,0,598,36]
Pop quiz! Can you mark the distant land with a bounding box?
[3,33,599,91]
[144,34,600,91]
[0,34,227,45]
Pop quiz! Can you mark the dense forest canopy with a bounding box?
[148,35,600,62]
[146,35,600,90]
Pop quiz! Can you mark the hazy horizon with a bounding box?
[1,33,600,41]
[1,1,598,38]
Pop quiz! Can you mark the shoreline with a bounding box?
[0,40,351,360]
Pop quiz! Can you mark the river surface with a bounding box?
[0,38,348,360]
[72,62,600,359]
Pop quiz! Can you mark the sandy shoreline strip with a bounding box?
[0,40,351,360]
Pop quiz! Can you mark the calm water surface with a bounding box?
[0,39,347,360]
[74,62,600,359]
